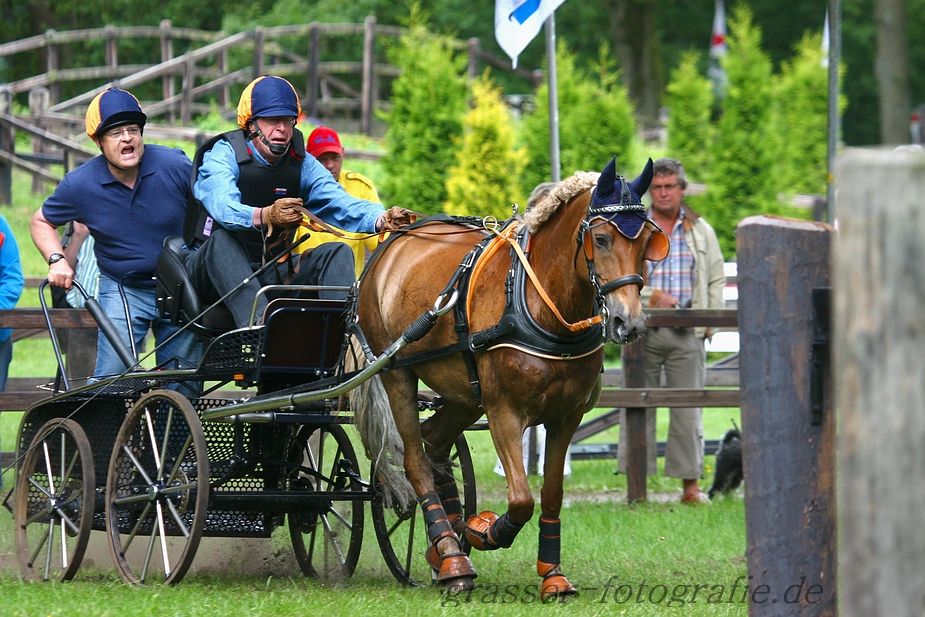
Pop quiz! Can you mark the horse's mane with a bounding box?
[523,171,600,234]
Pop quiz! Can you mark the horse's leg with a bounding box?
[534,410,584,601]
[465,408,533,551]
[382,371,477,590]
[421,404,481,537]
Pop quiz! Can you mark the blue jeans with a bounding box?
[95,275,203,396]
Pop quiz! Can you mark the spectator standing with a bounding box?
[0,213,24,492]
[0,213,24,391]
[617,157,726,504]
[297,126,381,278]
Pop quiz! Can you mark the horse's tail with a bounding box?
[347,338,416,510]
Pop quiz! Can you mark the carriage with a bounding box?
[4,158,665,597]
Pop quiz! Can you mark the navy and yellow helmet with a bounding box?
[237,76,301,129]
[85,88,146,139]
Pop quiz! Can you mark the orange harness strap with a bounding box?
[466,225,602,334]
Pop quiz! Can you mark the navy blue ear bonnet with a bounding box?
[589,157,654,239]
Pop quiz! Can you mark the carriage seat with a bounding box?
[155,236,236,339]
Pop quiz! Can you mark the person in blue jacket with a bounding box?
[0,213,24,392]
[0,213,24,491]
[184,75,412,328]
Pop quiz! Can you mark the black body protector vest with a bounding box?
[184,128,305,265]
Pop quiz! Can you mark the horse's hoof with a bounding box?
[464,511,499,551]
[425,545,442,572]
[443,575,476,593]
[541,574,578,601]
[437,552,477,586]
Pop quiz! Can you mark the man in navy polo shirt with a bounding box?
[30,88,201,387]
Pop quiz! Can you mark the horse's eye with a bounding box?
[594,234,611,250]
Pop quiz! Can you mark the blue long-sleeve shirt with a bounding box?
[193,137,384,233]
[0,214,25,343]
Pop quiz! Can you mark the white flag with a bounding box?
[710,0,727,59]
[821,9,830,68]
[495,0,567,69]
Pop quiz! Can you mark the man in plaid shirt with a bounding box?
[617,157,726,504]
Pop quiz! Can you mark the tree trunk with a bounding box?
[608,0,662,129]
[874,0,911,144]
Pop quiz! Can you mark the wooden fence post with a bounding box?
[306,22,320,121]
[737,216,836,616]
[29,87,51,195]
[835,148,925,616]
[622,339,648,502]
[0,86,12,206]
[361,16,376,136]
[105,24,118,81]
[253,27,265,80]
[181,56,195,126]
[160,20,175,123]
[467,38,480,80]
[45,29,59,104]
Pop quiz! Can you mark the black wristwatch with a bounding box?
[47,252,65,265]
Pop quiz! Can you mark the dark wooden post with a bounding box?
[360,16,376,136]
[217,48,229,108]
[160,20,175,123]
[105,25,118,81]
[467,38,480,80]
[29,87,51,195]
[253,27,265,80]
[180,56,195,126]
[0,86,12,206]
[835,148,925,616]
[737,216,836,616]
[622,339,648,502]
[306,22,320,121]
[45,29,59,104]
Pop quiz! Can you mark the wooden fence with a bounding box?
[0,305,739,499]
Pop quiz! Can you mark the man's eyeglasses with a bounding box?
[650,183,680,192]
[104,126,142,140]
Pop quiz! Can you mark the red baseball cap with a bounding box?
[307,127,344,158]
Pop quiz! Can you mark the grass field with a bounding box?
[0,423,749,617]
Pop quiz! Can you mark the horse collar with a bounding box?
[469,228,605,360]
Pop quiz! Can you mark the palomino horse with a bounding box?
[351,158,668,597]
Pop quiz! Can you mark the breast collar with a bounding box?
[467,225,604,360]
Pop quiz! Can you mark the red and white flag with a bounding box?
[710,0,727,60]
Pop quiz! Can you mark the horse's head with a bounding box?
[583,157,669,344]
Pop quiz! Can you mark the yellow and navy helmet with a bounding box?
[237,76,301,129]
[85,88,147,139]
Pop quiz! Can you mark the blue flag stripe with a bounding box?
[510,0,541,24]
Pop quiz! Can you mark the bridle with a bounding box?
[576,177,665,318]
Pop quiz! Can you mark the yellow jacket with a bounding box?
[295,170,381,278]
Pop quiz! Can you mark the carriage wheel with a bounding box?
[14,418,95,582]
[288,423,364,581]
[105,390,209,585]
[371,433,477,586]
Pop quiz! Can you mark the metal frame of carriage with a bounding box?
[3,272,478,586]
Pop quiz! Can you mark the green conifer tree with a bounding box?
[775,32,840,196]
[706,5,780,258]
[444,75,526,219]
[379,23,467,213]
[520,43,637,196]
[665,50,714,184]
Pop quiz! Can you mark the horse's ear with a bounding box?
[597,156,617,197]
[631,158,654,197]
